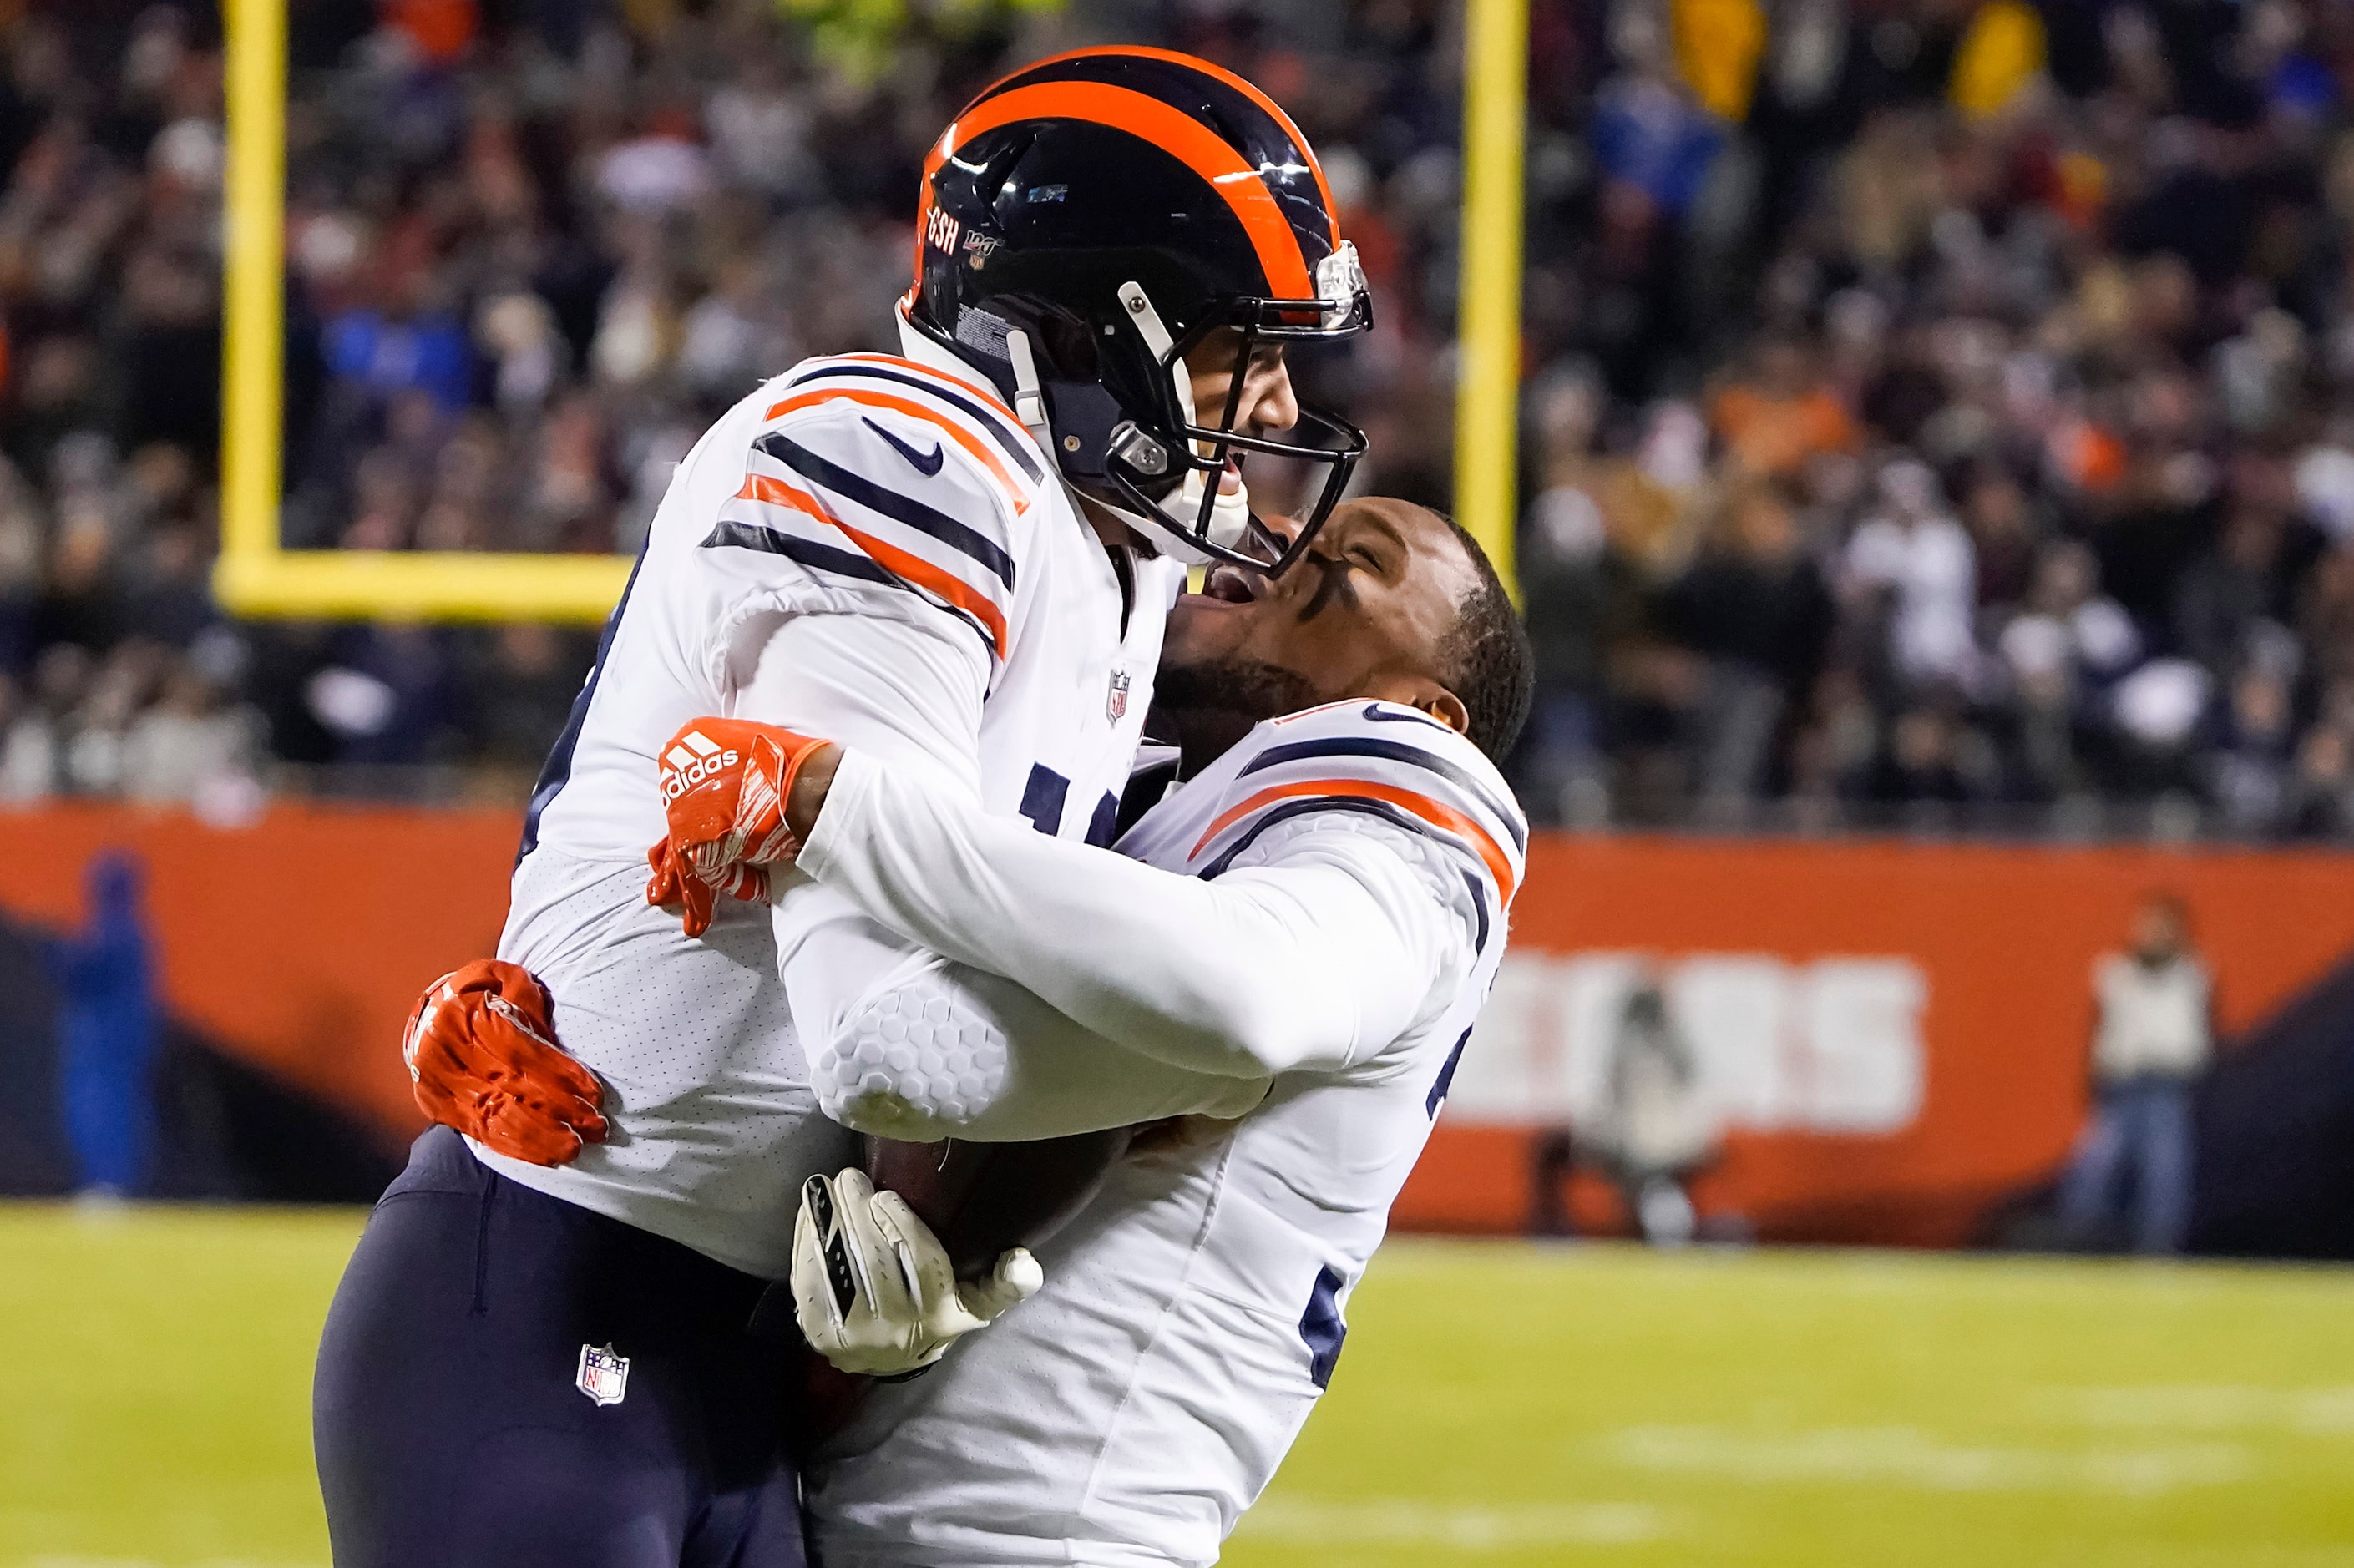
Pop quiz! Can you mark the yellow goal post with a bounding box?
[214,0,1526,623]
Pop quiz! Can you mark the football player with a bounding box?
[412,497,1535,1565]
[311,47,1369,1568]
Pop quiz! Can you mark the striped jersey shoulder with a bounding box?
[1186,700,1528,939]
[698,355,1050,661]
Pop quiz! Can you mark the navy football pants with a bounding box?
[314,1128,807,1568]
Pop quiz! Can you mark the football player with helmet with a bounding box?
[408,497,1536,1565]
[312,48,1369,1568]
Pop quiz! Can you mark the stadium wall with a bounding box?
[1,808,2349,1244]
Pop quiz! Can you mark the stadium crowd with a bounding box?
[3,0,2354,837]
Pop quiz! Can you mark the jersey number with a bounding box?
[1017,764,1119,847]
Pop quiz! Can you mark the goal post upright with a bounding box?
[218,0,284,577]
[214,0,630,626]
[219,4,1523,621]
[1452,0,1530,604]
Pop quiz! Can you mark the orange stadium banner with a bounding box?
[2,809,2350,1244]
[1402,836,2354,1243]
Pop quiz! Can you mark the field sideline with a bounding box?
[3,1206,2351,1567]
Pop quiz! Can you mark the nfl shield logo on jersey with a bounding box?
[576,1343,630,1406]
[1106,669,1131,723]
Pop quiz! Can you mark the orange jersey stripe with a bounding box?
[762,387,1030,515]
[929,81,1314,299]
[832,518,1009,658]
[737,471,833,518]
[734,474,1010,659]
[833,352,1026,426]
[1190,777,1517,903]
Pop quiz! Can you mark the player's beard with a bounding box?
[1153,653,1322,776]
[1157,653,1319,728]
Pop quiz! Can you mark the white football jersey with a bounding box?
[806,701,1528,1567]
[479,339,1180,1279]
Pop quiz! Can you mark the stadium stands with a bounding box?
[2,0,2351,840]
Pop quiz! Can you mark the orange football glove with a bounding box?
[647,717,833,938]
[403,959,608,1166]
[645,837,772,943]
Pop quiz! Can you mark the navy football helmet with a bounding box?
[905,47,1372,574]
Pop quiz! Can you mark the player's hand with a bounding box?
[646,717,834,938]
[790,1167,1044,1378]
[645,838,771,942]
[403,959,608,1166]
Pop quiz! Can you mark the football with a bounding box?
[867,1130,1132,1280]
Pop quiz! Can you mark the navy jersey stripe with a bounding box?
[791,363,1045,483]
[1197,796,1447,880]
[702,518,893,584]
[517,546,646,867]
[755,431,1016,591]
[700,518,996,655]
[1237,735,1529,852]
[1461,867,1491,954]
[1425,1024,1473,1118]
[1298,1263,1348,1388]
[1017,763,1070,834]
[1198,796,1502,950]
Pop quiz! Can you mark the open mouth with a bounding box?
[1218,453,1246,494]
[1199,562,1259,604]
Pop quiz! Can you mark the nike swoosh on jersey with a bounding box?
[863,416,945,476]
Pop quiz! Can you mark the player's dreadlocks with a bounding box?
[1438,517,1536,763]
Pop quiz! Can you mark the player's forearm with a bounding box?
[797,751,1400,1076]
[811,953,1269,1141]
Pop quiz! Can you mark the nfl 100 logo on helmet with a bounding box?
[576,1343,630,1406]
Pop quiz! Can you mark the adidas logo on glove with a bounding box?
[660,730,741,802]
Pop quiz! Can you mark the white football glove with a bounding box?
[790,1167,1044,1378]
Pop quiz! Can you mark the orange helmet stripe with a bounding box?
[927,80,1317,298]
[1007,45,1340,247]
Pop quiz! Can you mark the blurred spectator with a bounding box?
[1660,477,1835,803]
[1709,337,1859,480]
[1,0,2353,844]
[1585,977,1716,1245]
[43,852,159,1197]
[121,659,261,809]
[2058,893,2213,1253]
[1843,459,1977,691]
[465,622,590,772]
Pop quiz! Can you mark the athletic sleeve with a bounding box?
[696,359,1062,787]
[689,376,1029,1008]
[795,937,1272,1142]
[793,749,1481,1079]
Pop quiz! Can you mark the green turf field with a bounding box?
[3,1206,2351,1567]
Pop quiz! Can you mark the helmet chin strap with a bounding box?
[1109,281,1258,557]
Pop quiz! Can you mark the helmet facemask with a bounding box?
[983,243,1374,576]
